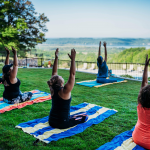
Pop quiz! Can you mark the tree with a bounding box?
[0,0,49,56]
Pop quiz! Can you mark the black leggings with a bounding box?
[49,112,88,129]
[3,92,33,104]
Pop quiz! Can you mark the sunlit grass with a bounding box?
[0,68,140,150]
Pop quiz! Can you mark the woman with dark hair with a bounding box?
[47,48,88,129]
[96,41,117,83]
[0,47,33,104]
[132,55,150,149]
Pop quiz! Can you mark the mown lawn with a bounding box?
[0,68,140,150]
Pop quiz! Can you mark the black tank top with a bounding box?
[3,77,21,100]
[49,88,71,122]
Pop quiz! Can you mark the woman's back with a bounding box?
[132,104,150,149]
[97,60,108,78]
[3,77,21,100]
[50,88,71,122]
[132,55,150,149]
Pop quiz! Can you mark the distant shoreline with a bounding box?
[38,44,150,49]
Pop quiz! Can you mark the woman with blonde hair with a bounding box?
[47,48,88,129]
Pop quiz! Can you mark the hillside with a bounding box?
[109,47,150,63]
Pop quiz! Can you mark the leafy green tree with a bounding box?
[0,0,49,56]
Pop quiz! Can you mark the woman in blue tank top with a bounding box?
[47,48,88,129]
[96,41,117,83]
[0,47,33,104]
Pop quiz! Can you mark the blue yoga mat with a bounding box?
[76,77,125,87]
[16,102,117,144]
[97,127,145,150]
[0,73,2,76]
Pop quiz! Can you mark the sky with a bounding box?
[31,0,150,38]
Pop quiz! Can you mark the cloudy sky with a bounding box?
[31,0,150,38]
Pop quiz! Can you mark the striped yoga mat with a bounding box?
[0,90,51,113]
[97,127,145,150]
[16,102,117,144]
[76,77,127,88]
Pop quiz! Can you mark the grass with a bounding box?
[120,74,134,78]
[0,68,141,150]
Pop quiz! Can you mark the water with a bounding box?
[78,44,150,49]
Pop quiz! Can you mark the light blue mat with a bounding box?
[76,77,126,88]
[16,102,117,143]
[0,73,2,76]
[97,127,145,150]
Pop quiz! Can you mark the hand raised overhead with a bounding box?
[12,47,17,55]
[68,48,76,60]
[5,47,10,54]
[55,48,59,58]
[103,41,107,47]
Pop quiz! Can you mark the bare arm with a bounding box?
[138,55,150,103]
[10,47,18,79]
[4,47,10,65]
[52,48,59,76]
[98,41,101,57]
[63,49,76,94]
[103,42,107,62]
[141,55,150,89]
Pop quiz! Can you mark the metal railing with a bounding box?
[0,55,148,79]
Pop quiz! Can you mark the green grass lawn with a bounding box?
[0,68,141,150]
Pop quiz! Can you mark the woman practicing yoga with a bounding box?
[47,48,88,129]
[0,47,33,104]
[96,41,117,83]
[132,55,150,149]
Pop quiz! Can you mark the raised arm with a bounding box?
[141,55,150,89]
[4,47,10,65]
[63,49,76,94]
[98,41,101,57]
[10,47,18,79]
[103,41,107,62]
[52,48,59,76]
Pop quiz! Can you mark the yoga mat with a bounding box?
[16,102,117,144]
[97,127,145,150]
[0,73,2,76]
[0,90,51,113]
[76,77,127,88]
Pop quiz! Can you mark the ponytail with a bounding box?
[47,75,63,95]
[2,72,10,81]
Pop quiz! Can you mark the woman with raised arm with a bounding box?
[96,41,117,83]
[0,47,33,104]
[132,55,150,149]
[47,48,88,129]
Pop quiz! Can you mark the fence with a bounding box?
[57,60,147,79]
[0,55,148,79]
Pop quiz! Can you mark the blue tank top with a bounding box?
[49,88,71,122]
[97,60,108,78]
[3,77,21,100]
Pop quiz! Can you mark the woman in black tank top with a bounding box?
[47,48,88,129]
[0,47,33,104]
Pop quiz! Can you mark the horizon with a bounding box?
[45,37,150,39]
